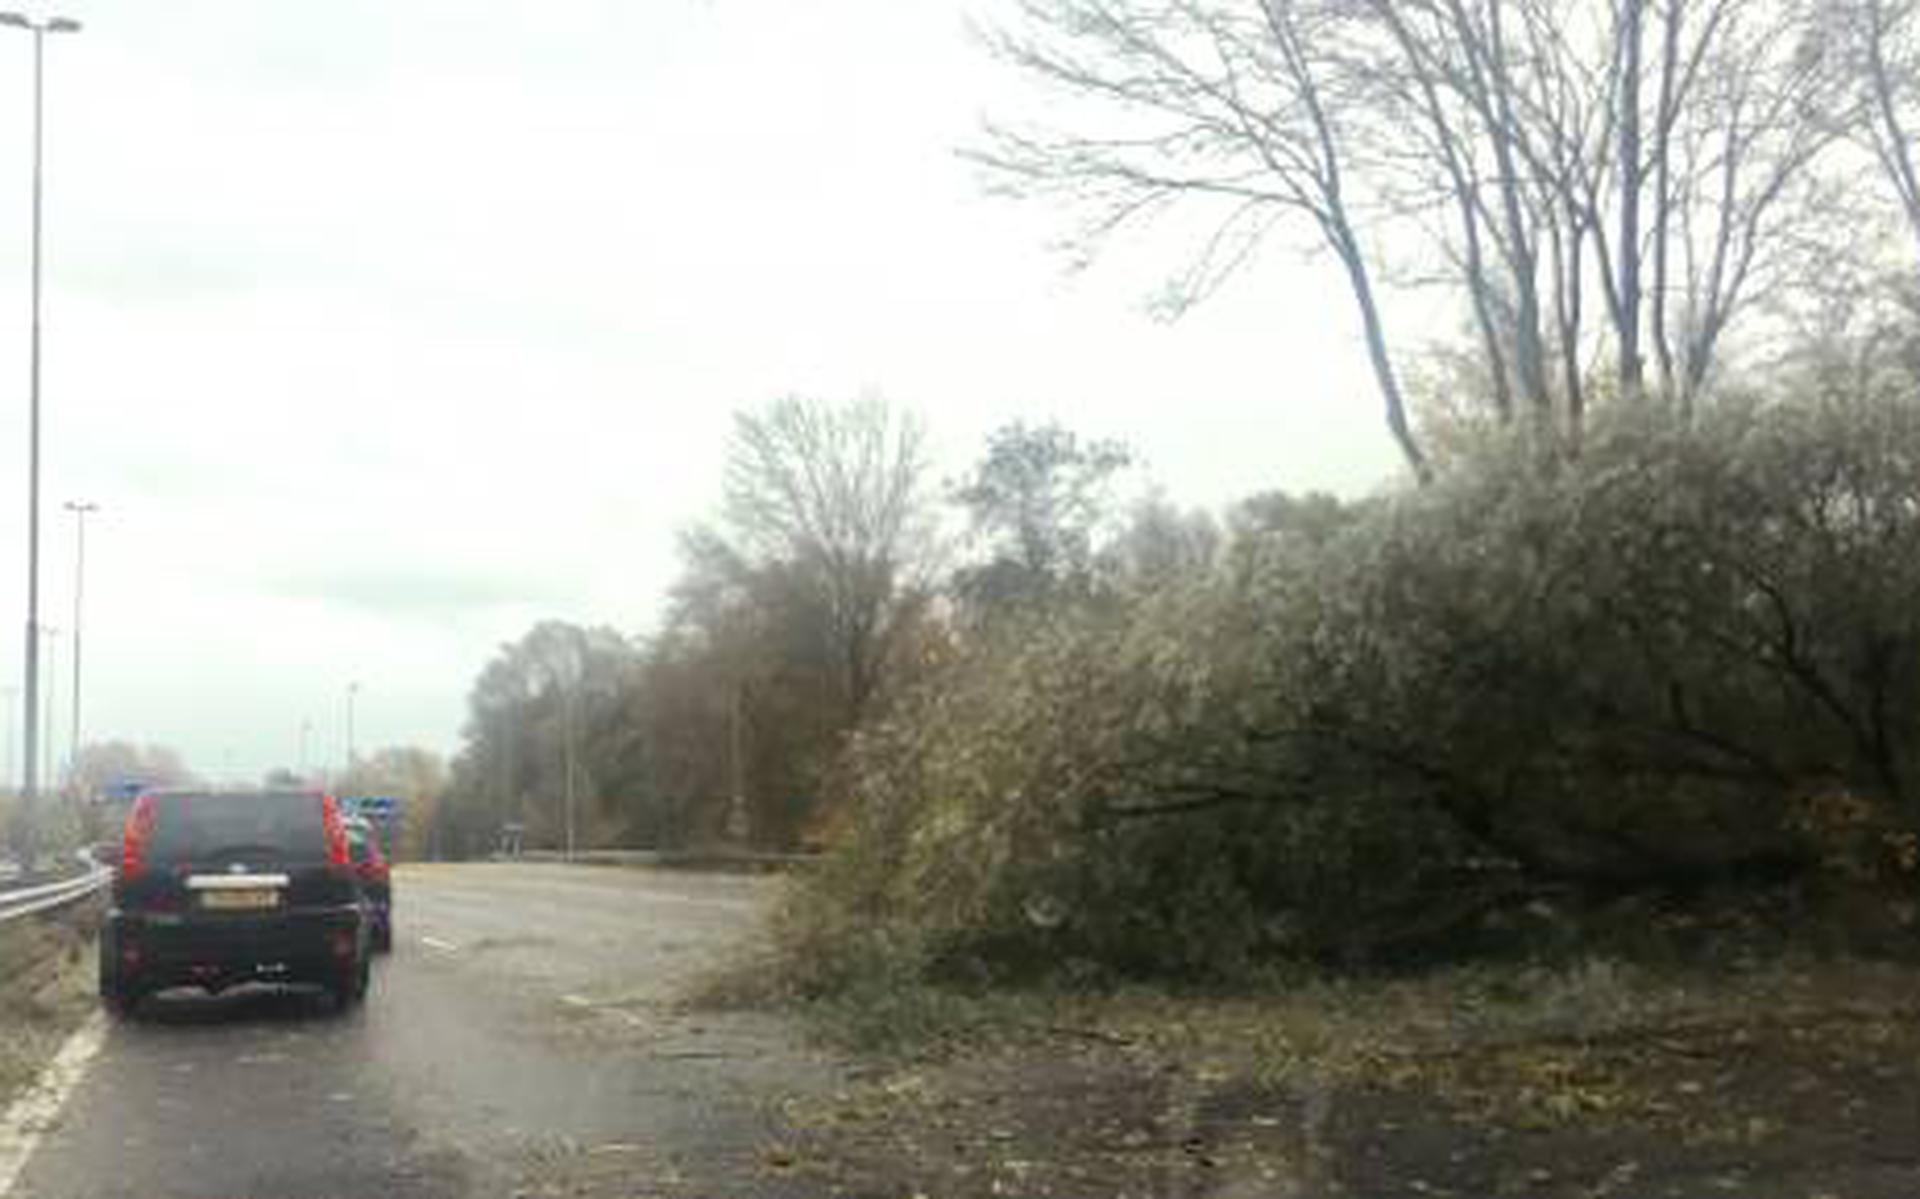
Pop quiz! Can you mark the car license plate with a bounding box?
[200,888,280,911]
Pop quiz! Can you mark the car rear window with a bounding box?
[146,791,327,865]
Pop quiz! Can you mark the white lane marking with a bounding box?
[420,935,461,952]
[0,1012,107,1198]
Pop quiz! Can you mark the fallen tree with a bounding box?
[777,386,1920,987]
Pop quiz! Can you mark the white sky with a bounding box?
[0,0,1401,784]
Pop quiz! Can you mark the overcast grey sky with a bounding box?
[0,0,1400,784]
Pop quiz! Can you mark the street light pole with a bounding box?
[39,624,57,789]
[562,682,577,862]
[64,499,94,785]
[343,681,360,782]
[0,11,80,865]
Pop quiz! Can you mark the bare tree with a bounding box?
[1850,0,1920,261]
[723,395,932,715]
[69,741,195,796]
[974,0,1433,478]
[977,0,1855,457]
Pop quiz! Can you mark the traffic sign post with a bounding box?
[343,795,400,819]
[342,795,402,856]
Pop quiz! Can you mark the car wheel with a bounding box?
[99,963,141,1018]
[329,957,369,1011]
[97,933,140,1018]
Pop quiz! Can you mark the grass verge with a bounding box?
[0,903,100,1111]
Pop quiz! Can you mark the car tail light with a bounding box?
[121,794,158,880]
[320,794,351,871]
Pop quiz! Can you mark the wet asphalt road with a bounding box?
[9,863,835,1199]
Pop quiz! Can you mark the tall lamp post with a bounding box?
[64,499,94,788]
[39,623,57,789]
[562,680,577,862]
[343,681,360,784]
[1,11,80,865]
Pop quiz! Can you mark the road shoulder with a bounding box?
[737,958,1920,1198]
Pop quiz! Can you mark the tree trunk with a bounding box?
[1618,0,1647,402]
[1332,228,1430,483]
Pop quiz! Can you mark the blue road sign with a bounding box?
[343,795,401,819]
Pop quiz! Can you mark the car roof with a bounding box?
[141,787,332,801]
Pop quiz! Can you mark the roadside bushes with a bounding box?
[1379,396,1920,887]
[775,390,1920,988]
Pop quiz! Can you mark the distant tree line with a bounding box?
[431,398,1164,861]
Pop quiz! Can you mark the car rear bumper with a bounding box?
[106,904,365,991]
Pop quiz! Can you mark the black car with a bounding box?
[99,789,372,1014]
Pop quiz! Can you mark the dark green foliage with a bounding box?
[951,421,1134,615]
[1363,398,1920,883]
[441,621,646,855]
